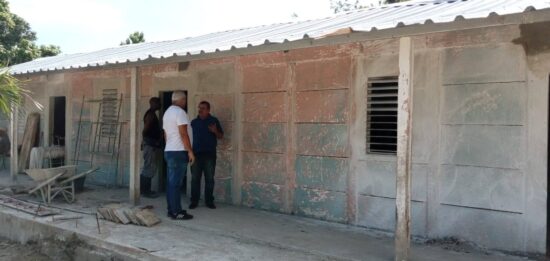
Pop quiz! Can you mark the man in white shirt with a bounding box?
[163,91,195,220]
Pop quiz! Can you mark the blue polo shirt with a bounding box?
[191,115,223,153]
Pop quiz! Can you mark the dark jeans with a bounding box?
[190,152,216,204]
[164,151,189,215]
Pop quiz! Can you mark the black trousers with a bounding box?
[190,152,217,204]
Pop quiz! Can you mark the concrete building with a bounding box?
[8,0,550,255]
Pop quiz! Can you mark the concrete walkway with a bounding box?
[0,173,533,261]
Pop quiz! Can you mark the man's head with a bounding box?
[149,97,160,111]
[171,91,187,108]
[198,101,210,119]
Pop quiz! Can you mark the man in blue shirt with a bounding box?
[189,101,223,209]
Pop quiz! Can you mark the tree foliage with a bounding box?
[38,45,62,58]
[330,0,411,13]
[330,0,364,14]
[0,0,61,66]
[120,31,145,45]
[0,69,25,115]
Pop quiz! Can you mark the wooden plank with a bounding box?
[129,67,140,205]
[0,195,59,216]
[52,215,83,222]
[10,106,18,180]
[18,112,40,172]
[395,37,413,261]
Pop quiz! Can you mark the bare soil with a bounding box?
[0,238,52,261]
[0,235,86,261]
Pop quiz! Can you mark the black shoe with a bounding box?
[189,202,198,209]
[142,191,159,198]
[168,210,193,220]
[206,203,216,209]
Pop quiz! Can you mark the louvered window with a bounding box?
[366,77,398,154]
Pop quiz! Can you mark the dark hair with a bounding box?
[149,97,160,104]
[199,101,210,110]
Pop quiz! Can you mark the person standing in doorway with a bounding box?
[189,101,223,209]
[163,91,195,220]
[140,97,162,198]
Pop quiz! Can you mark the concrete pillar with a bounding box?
[9,106,18,181]
[129,67,140,205]
[395,37,414,261]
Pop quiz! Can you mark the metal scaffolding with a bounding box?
[73,91,124,187]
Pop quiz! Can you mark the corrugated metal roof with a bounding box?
[10,0,550,75]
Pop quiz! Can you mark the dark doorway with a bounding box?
[158,90,188,193]
[51,96,66,146]
[160,91,188,113]
[49,96,66,167]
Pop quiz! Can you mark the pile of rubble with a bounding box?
[97,203,160,227]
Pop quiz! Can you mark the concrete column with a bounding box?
[285,62,297,213]
[9,106,18,181]
[233,64,244,205]
[129,67,140,205]
[395,37,414,261]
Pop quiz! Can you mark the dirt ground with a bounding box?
[0,238,51,261]
[0,236,86,261]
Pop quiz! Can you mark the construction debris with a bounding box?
[97,203,160,227]
[0,188,14,196]
[52,215,83,222]
[19,112,40,172]
[0,185,31,196]
[11,185,31,194]
[134,209,161,227]
[0,195,59,216]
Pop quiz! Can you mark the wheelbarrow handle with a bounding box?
[28,170,67,195]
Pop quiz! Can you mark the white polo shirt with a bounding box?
[163,105,190,151]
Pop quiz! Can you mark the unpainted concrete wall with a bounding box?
[14,22,550,253]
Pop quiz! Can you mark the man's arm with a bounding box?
[179,124,195,164]
[208,119,224,139]
[142,113,154,136]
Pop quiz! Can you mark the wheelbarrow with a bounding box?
[25,165,99,204]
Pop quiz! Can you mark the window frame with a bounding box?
[366,76,399,155]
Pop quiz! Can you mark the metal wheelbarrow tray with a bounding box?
[25,165,98,204]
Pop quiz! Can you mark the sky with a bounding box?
[10,0,383,54]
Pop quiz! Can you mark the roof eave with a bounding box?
[12,7,550,77]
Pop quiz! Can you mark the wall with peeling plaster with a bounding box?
[13,22,550,254]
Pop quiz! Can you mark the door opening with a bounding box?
[52,97,66,146]
[50,96,66,167]
[157,90,188,193]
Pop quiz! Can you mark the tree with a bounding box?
[330,0,363,14]
[330,0,410,13]
[38,45,62,58]
[120,31,145,45]
[0,0,61,66]
[0,69,24,115]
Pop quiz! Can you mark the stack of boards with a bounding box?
[97,203,160,227]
